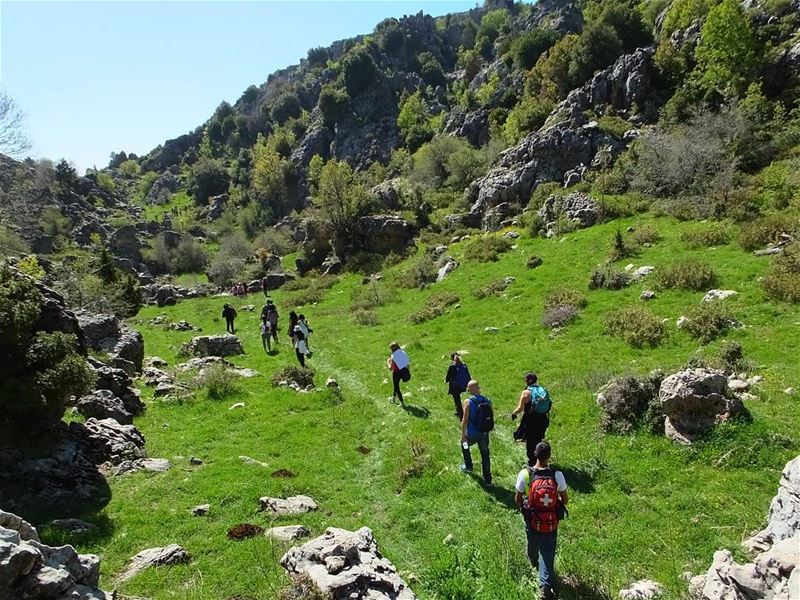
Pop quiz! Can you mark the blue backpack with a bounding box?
[526,385,552,414]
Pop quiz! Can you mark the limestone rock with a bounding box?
[259,495,318,516]
[190,504,210,517]
[142,366,173,386]
[76,390,134,425]
[354,215,412,254]
[436,258,459,283]
[640,289,656,301]
[265,525,310,542]
[619,580,663,600]
[91,362,145,417]
[443,108,490,147]
[630,266,655,281]
[743,455,800,552]
[538,192,602,237]
[281,527,417,599]
[76,418,147,465]
[117,544,190,583]
[181,335,244,357]
[154,382,177,398]
[145,171,180,205]
[703,290,738,303]
[207,193,227,221]
[0,509,39,542]
[176,356,233,373]
[659,369,744,444]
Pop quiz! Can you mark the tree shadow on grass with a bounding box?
[558,466,596,494]
[558,574,612,600]
[402,403,430,419]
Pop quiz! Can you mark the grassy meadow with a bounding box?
[43,214,800,600]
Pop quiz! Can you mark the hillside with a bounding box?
[2,0,800,599]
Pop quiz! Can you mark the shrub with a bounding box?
[271,93,302,125]
[398,438,432,484]
[118,159,141,177]
[351,281,393,310]
[682,302,736,343]
[462,236,512,262]
[279,573,331,600]
[395,254,438,289]
[17,255,45,279]
[541,304,579,328]
[409,292,460,324]
[510,27,559,69]
[608,229,634,262]
[194,363,239,399]
[588,265,630,290]
[631,224,662,246]
[271,366,315,388]
[352,309,379,326]
[187,157,229,206]
[543,288,588,311]
[473,277,514,299]
[738,214,798,250]
[762,242,800,303]
[526,255,543,269]
[605,305,666,347]
[340,46,377,96]
[171,236,208,273]
[656,259,716,290]
[596,373,663,434]
[597,115,631,139]
[681,224,730,248]
[318,84,349,127]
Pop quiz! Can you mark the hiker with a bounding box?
[294,326,310,367]
[444,352,471,419]
[387,342,410,405]
[460,380,493,485]
[510,372,552,466]
[514,441,568,600]
[288,311,299,342]
[262,276,269,298]
[222,303,237,334]
[298,314,312,350]
[260,316,272,353]
[264,301,279,343]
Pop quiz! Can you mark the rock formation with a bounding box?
[181,334,244,357]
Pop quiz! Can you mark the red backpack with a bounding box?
[525,468,562,534]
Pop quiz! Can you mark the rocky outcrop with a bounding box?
[689,455,800,599]
[292,119,333,170]
[181,335,244,357]
[371,179,405,210]
[443,108,491,147]
[77,311,145,373]
[658,369,745,444]
[90,361,145,417]
[537,192,602,236]
[140,282,213,306]
[281,527,417,599]
[110,225,141,262]
[31,277,86,353]
[117,544,190,583]
[354,215,413,254]
[524,0,583,34]
[75,389,135,424]
[0,511,108,600]
[145,171,180,205]
[75,418,146,465]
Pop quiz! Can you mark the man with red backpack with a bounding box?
[514,441,568,600]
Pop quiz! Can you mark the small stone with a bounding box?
[140,458,171,473]
[154,382,177,398]
[240,305,255,312]
[189,457,203,466]
[265,525,310,542]
[259,495,318,516]
[504,231,520,239]
[443,534,455,545]
[727,379,749,392]
[326,378,339,388]
[746,375,763,387]
[117,544,189,583]
[239,455,269,468]
[190,504,210,516]
[676,316,689,329]
[702,289,738,303]
[146,356,168,368]
[640,290,656,301]
[784,387,795,396]
[484,327,500,333]
[229,402,245,410]
[49,518,96,534]
[619,579,663,600]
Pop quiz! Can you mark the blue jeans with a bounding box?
[461,433,491,483]
[526,526,557,589]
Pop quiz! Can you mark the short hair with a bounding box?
[298,314,305,320]
[389,342,400,352]
[534,441,551,460]
[451,352,460,360]
[525,372,538,385]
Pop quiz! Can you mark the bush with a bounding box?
[656,259,716,290]
[681,224,731,248]
[473,277,514,299]
[351,281,393,310]
[543,288,588,311]
[194,363,239,399]
[0,265,95,427]
[462,236,512,262]
[352,309,379,326]
[526,255,543,269]
[409,292,460,324]
[398,438,432,485]
[605,305,666,347]
[631,223,662,246]
[608,229,635,262]
[682,301,736,343]
[171,236,208,273]
[596,373,663,434]
[279,573,331,600]
[510,27,559,69]
[187,157,230,206]
[318,84,349,127]
[588,265,630,290]
[271,93,302,125]
[541,304,579,328]
[395,254,438,289]
[738,214,798,250]
[762,242,800,303]
[340,46,377,96]
[271,366,315,388]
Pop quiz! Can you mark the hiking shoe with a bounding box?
[460,464,473,473]
[541,585,555,600]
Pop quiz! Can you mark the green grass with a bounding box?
[42,214,800,599]
[141,190,194,224]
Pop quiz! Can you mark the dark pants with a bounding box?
[451,391,464,419]
[225,318,235,334]
[270,323,278,341]
[526,414,549,465]
[296,350,305,367]
[525,526,557,590]
[462,433,492,484]
[392,370,404,404]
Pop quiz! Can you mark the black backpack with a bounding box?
[472,396,494,433]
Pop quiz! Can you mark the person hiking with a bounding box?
[387,342,410,405]
[260,316,273,353]
[288,311,299,342]
[222,303,237,334]
[264,301,279,343]
[298,314,312,351]
[510,372,552,466]
[460,380,493,486]
[444,352,471,419]
[294,326,310,367]
[514,441,568,600]
[262,276,270,298]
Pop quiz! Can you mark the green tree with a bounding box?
[313,159,370,253]
[318,85,349,127]
[251,134,291,211]
[340,46,377,96]
[510,28,559,70]
[418,52,446,87]
[271,92,303,125]
[118,159,141,177]
[187,156,229,206]
[397,91,434,152]
[693,0,759,97]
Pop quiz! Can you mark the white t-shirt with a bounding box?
[515,467,567,494]
[296,339,309,355]
[391,348,410,370]
[298,321,310,337]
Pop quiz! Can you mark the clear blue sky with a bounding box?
[1,1,478,172]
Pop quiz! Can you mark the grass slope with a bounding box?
[46,214,800,600]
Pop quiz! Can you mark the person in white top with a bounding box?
[298,314,312,350]
[387,342,410,405]
[514,441,568,600]
[294,325,310,367]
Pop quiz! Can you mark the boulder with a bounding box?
[259,495,318,516]
[619,580,663,600]
[72,418,146,465]
[0,511,108,600]
[182,335,244,357]
[91,363,145,417]
[538,192,602,236]
[443,108,491,147]
[658,369,744,444]
[321,254,343,276]
[207,193,228,221]
[76,312,119,347]
[371,178,405,210]
[110,225,141,262]
[0,510,39,542]
[262,271,295,291]
[743,456,800,553]
[49,519,97,535]
[76,390,134,425]
[142,366,173,387]
[117,544,190,583]
[354,215,412,254]
[176,356,233,373]
[280,527,417,599]
[145,171,180,205]
[702,290,738,303]
[265,525,310,542]
[436,258,459,283]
